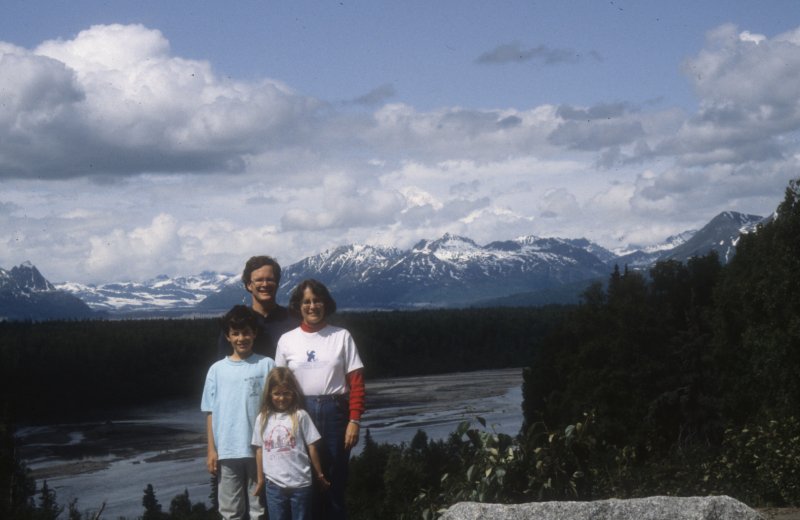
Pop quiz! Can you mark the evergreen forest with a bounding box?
[2,179,800,518]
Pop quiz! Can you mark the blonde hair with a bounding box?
[258,367,304,437]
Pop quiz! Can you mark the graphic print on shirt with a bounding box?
[246,375,263,398]
[306,350,316,362]
[265,424,297,453]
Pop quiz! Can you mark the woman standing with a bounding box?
[275,279,365,520]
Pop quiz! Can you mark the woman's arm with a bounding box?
[344,369,365,450]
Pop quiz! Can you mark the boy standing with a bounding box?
[202,305,275,520]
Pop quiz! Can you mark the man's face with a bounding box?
[246,265,278,307]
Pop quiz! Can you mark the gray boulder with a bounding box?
[440,496,763,520]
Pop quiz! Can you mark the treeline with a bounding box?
[522,179,800,503]
[343,179,800,516]
[0,305,564,423]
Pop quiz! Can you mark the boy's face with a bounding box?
[226,326,256,359]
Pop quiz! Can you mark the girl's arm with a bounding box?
[308,441,330,491]
[253,447,265,497]
[206,413,218,475]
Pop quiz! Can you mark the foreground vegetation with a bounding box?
[344,179,800,517]
[2,179,799,517]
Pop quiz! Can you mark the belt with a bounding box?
[306,394,348,402]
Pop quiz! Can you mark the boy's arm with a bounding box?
[308,441,330,490]
[253,447,264,497]
[206,413,218,475]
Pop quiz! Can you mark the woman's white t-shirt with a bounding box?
[275,325,363,396]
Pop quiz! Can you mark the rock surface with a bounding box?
[440,496,764,520]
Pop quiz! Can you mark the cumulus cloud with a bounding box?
[549,119,645,151]
[4,22,800,283]
[664,24,800,166]
[280,175,404,231]
[365,103,562,162]
[539,188,580,219]
[86,213,182,277]
[547,102,646,152]
[0,24,320,179]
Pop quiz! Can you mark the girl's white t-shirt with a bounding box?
[275,325,363,396]
[252,409,321,489]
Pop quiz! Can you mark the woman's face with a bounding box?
[300,286,325,326]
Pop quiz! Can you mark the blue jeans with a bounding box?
[305,395,350,520]
[265,480,312,520]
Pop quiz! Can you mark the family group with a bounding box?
[201,256,365,520]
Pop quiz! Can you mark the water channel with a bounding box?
[18,367,524,519]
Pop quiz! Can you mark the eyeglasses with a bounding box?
[250,277,277,285]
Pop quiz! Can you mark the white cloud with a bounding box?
[280,174,404,231]
[0,24,319,179]
[2,22,800,284]
[87,213,181,277]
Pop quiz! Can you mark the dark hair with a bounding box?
[221,305,260,335]
[288,279,337,318]
[241,256,282,287]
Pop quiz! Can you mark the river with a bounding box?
[17,368,523,519]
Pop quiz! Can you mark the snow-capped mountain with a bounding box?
[615,230,698,268]
[43,210,767,317]
[613,212,763,268]
[661,211,763,264]
[270,233,613,309]
[279,244,403,293]
[0,262,96,321]
[56,271,239,314]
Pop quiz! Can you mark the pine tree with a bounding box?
[35,481,63,520]
[142,483,163,520]
[169,489,191,520]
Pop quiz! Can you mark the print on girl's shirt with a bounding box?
[265,424,297,452]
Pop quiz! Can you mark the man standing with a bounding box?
[217,256,299,360]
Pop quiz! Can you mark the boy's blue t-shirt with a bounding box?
[201,353,275,460]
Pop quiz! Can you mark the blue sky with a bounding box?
[1,1,799,283]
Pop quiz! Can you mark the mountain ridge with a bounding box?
[2,210,767,320]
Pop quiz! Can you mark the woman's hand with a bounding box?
[344,421,360,450]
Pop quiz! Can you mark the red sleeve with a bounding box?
[346,369,365,421]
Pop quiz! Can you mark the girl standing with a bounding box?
[252,367,329,520]
[276,279,365,520]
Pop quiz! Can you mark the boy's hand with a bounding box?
[253,478,264,497]
[206,450,219,475]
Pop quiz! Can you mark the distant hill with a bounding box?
[45,210,768,319]
[0,262,97,321]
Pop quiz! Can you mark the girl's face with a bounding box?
[271,384,294,412]
[300,287,325,326]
